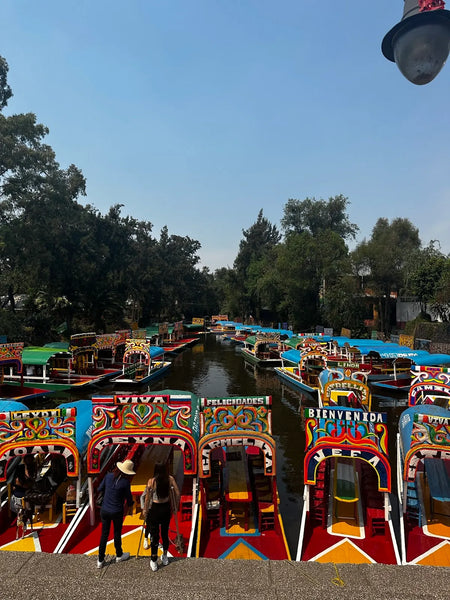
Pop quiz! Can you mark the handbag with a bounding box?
[140,484,153,520]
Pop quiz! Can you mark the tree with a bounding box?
[233,209,281,321]
[351,218,421,334]
[0,56,13,111]
[281,195,359,240]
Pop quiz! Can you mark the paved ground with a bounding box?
[0,552,448,600]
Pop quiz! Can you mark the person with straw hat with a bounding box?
[96,459,136,568]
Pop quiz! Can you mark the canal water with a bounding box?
[47,333,406,557]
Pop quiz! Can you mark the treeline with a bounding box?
[1,56,449,344]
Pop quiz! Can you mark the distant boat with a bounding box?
[110,339,171,385]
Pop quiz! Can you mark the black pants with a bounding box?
[99,509,124,562]
[146,502,171,561]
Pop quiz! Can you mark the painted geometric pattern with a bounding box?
[202,405,270,435]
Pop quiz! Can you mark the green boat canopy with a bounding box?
[22,346,71,365]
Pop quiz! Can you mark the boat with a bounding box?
[60,391,200,559]
[407,365,450,409]
[110,339,171,385]
[93,330,129,369]
[318,368,371,410]
[0,342,65,401]
[397,404,450,566]
[148,322,200,354]
[0,399,93,553]
[6,344,108,391]
[240,332,287,367]
[296,404,400,564]
[274,346,328,396]
[370,355,450,396]
[195,395,291,560]
[69,332,122,381]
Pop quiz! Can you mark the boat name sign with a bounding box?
[305,407,386,423]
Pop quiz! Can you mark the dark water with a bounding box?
[46,333,405,557]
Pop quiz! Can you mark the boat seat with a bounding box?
[180,495,192,521]
[259,502,275,530]
[62,502,77,523]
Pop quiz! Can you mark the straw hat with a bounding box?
[117,459,136,475]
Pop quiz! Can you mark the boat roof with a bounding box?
[399,404,450,452]
[413,353,450,367]
[44,341,70,350]
[58,399,93,455]
[87,390,200,475]
[22,346,71,365]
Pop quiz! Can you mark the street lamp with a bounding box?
[382,0,450,84]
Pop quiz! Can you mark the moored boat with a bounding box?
[274,347,328,396]
[195,395,291,560]
[110,339,171,385]
[60,391,199,559]
[296,405,400,564]
[240,332,287,367]
[0,399,93,553]
[397,404,450,566]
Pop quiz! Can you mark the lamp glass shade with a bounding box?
[393,22,450,84]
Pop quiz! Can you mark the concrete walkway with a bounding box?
[0,552,448,600]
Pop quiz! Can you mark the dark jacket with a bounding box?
[98,472,133,514]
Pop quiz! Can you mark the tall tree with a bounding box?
[351,218,421,334]
[233,209,281,321]
[281,195,359,240]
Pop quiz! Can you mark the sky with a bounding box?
[2,1,450,271]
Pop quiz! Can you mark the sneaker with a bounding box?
[161,553,169,566]
[143,538,149,550]
[97,559,105,569]
[150,559,158,572]
[115,552,130,563]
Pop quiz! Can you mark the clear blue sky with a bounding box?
[2,1,449,271]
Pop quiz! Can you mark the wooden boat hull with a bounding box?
[274,367,318,396]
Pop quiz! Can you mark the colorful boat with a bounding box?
[0,342,66,401]
[274,347,328,396]
[195,395,291,560]
[69,332,122,381]
[407,365,450,409]
[6,345,108,391]
[397,404,450,566]
[110,339,171,385]
[240,332,286,367]
[296,405,400,564]
[95,330,129,367]
[0,399,93,553]
[318,368,371,410]
[60,391,199,559]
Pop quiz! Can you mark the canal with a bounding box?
[47,333,406,558]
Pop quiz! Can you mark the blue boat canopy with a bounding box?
[58,399,93,455]
[413,353,450,367]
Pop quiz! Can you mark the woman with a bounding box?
[10,454,37,515]
[96,459,135,568]
[142,461,180,571]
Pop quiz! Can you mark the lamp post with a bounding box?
[382,0,450,84]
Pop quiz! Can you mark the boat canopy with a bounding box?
[22,346,71,365]
[281,349,301,364]
[303,406,391,491]
[413,354,450,367]
[87,390,200,475]
[0,342,24,373]
[198,395,276,478]
[43,342,70,350]
[0,403,84,481]
[58,399,93,455]
[398,405,450,481]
